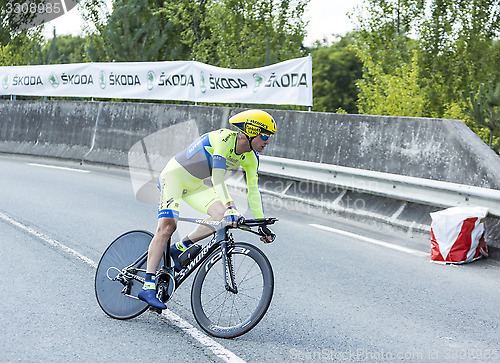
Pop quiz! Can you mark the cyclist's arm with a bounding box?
[210,131,235,206]
[246,171,264,218]
[212,156,232,205]
[242,154,264,219]
[246,168,275,242]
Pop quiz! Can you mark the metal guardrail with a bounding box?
[258,155,500,218]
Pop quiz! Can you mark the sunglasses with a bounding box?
[260,134,271,141]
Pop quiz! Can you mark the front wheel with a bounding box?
[191,242,274,338]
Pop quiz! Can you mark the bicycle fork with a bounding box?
[221,236,238,294]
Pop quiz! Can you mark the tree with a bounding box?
[84,0,176,62]
[351,0,431,117]
[206,0,309,68]
[160,0,215,63]
[310,35,362,113]
[0,0,50,65]
[356,49,428,116]
[352,0,425,73]
[0,28,44,66]
[352,0,500,149]
[51,34,87,64]
[463,79,500,153]
[0,0,48,45]
[353,0,500,114]
[31,28,88,65]
[418,0,500,115]
[82,0,309,67]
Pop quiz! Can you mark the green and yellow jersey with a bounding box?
[158,129,264,219]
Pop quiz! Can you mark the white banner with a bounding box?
[0,56,312,106]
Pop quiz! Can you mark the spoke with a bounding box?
[229,294,244,325]
[238,270,262,286]
[206,292,229,320]
[236,292,261,302]
[202,289,227,306]
[216,293,230,325]
[237,284,261,292]
[236,257,258,280]
[213,264,225,281]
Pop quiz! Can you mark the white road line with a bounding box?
[0,211,246,363]
[162,310,246,363]
[28,163,90,173]
[0,211,98,268]
[309,223,429,257]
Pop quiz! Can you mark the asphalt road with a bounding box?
[1,154,500,362]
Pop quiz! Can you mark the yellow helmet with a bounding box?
[229,110,276,137]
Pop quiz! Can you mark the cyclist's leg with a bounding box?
[139,159,184,308]
[147,159,185,273]
[139,217,176,309]
[182,185,225,242]
[146,217,177,275]
[169,185,224,270]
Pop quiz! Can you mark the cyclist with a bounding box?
[138,109,277,309]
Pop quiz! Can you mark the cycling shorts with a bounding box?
[157,158,219,219]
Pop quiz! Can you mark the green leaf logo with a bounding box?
[99,71,106,89]
[49,73,59,88]
[200,71,206,93]
[147,71,155,90]
[253,73,264,92]
[2,74,8,89]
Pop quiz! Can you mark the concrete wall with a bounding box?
[269,110,500,190]
[1,100,500,190]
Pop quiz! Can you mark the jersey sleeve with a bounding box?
[242,152,265,218]
[210,130,236,205]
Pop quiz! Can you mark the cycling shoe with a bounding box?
[138,289,166,309]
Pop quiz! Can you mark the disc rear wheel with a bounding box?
[95,230,152,319]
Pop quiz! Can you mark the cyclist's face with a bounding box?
[251,134,270,152]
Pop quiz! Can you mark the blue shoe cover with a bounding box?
[138,289,166,309]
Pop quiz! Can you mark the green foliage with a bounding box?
[0,27,44,66]
[463,79,500,152]
[356,49,427,117]
[160,0,215,63]
[51,34,87,64]
[205,0,308,68]
[0,0,48,45]
[353,0,500,153]
[0,0,49,66]
[29,28,88,65]
[81,0,308,66]
[84,0,174,61]
[352,0,425,72]
[418,0,500,112]
[310,35,362,114]
[354,0,500,113]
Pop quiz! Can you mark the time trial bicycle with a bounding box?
[95,217,277,339]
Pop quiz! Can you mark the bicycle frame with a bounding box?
[173,217,232,286]
[114,216,277,305]
[119,218,234,298]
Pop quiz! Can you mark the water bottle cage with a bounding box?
[178,244,202,268]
